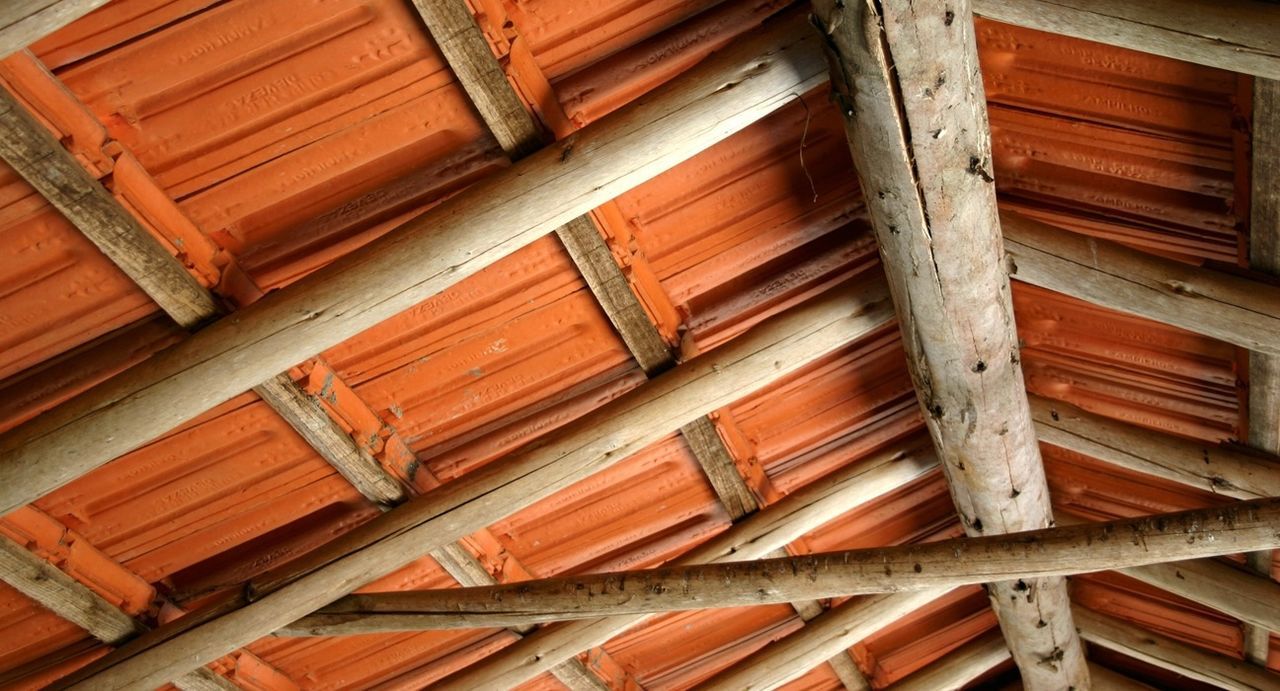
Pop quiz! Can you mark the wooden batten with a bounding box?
[810,0,1086,685]
[0,1,110,59]
[890,630,1010,691]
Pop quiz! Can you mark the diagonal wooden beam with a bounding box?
[0,13,829,520]
[1075,606,1280,690]
[971,0,1280,79]
[282,498,1280,633]
[810,1,1086,685]
[1118,558,1280,636]
[890,629,1009,691]
[0,1,108,59]
[427,438,937,689]
[1247,75,1280,668]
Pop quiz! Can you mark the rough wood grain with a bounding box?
[1075,606,1280,690]
[61,275,893,690]
[679,415,759,518]
[811,1,1085,686]
[425,439,938,689]
[891,630,1010,691]
[284,498,1280,632]
[1118,558,1280,635]
[1247,76,1280,668]
[0,0,109,58]
[1030,396,1280,500]
[0,15,829,519]
[972,0,1280,79]
[1003,211,1280,357]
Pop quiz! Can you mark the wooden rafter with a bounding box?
[810,0,1085,684]
[890,629,1009,691]
[0,1,108,58]
[280,498,1280,633]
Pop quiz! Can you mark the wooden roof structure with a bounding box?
[0,0,1277,688]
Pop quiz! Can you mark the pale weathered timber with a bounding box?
[413,439,939,690]
[282,498,1280,633]
[1003,211,1280,357]
[0,1,108,58]
[1247,76,1280,667]
[1075,607,1280,690]
[0,14,829,518]
[890,630,1009,691]
[1118,558,1280,635]
[60,276,894,690]
[972,0,1280,79]
[811,0,1086,686]
[697,591,947,691]
[1030,395,1280,500]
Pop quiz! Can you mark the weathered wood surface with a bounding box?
[0,1,109,58]
[973,0,1280,79]
[60,275,893,690]
[0,14,829,518]
[811,0,1085,685]
[283,498,1280,633]
[1247,75,1280,668]
[890,630,1009,691]
[1003,211,1280,357]
[1119,558,1280,635]
[697,591,946,691]
[426,439,938,689]
[1030,396,1280,499]
[1075,606,1280,690]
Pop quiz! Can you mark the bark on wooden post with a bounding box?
[809,0,1087,686]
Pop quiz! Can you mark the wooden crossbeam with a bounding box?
[810,1,1082,685]
[56,275,893,689]
[333,440,939,690]
[1075,607,1280,690]
[1247,75,1280,668]
[972,0,1280,79]
[280,498,1280,633]
[0,1,108,58]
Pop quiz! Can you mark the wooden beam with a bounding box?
[0,1,108,59]
[0,15,829,517]
[1247,75,1280,668]
[57,275,892,690]
[1075,607,1280,690]
[972,0,1280,80]
[1118,558,1280,635]
[891,630,1010,691]
[1030,395,1280,500]
[1003,211,1280,358]
[811,1,1086,686]
[698,591,948,691]
[1085,663,1156,691]
[419,439,938,690]
[282,498,1280,633]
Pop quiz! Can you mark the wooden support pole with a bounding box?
[281,498,1280,633]
[1030,396,1280,500]
[972,0,1280,80]
[890,630,1010,691]
[1075,607,1280,690]
[0,1,109,59]
[0,14,829,517]
[419,439,938,690]
[1247,75,1280,668]
[697,591,948,691]
[1003,211,1280,358]
[56,275,893,690]
[811,1,1086,685]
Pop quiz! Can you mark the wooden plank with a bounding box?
[1030,395,1280,500]
[891,630,1009,691]
[0,0,108,58]
[1247,75,1280,668]
[698,591,946,691]
[0,14,829,518]
[1118,558,1280,635]
[810,1,1086,686]
[283,498,1280,633]
[1075,606,1280,690]
[972,0,1280,80]
[678,415,759,520]
[1003,210,1280,357]
[59,275,894,690]
[1085,664,1156,691]
[370,439,938,690]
